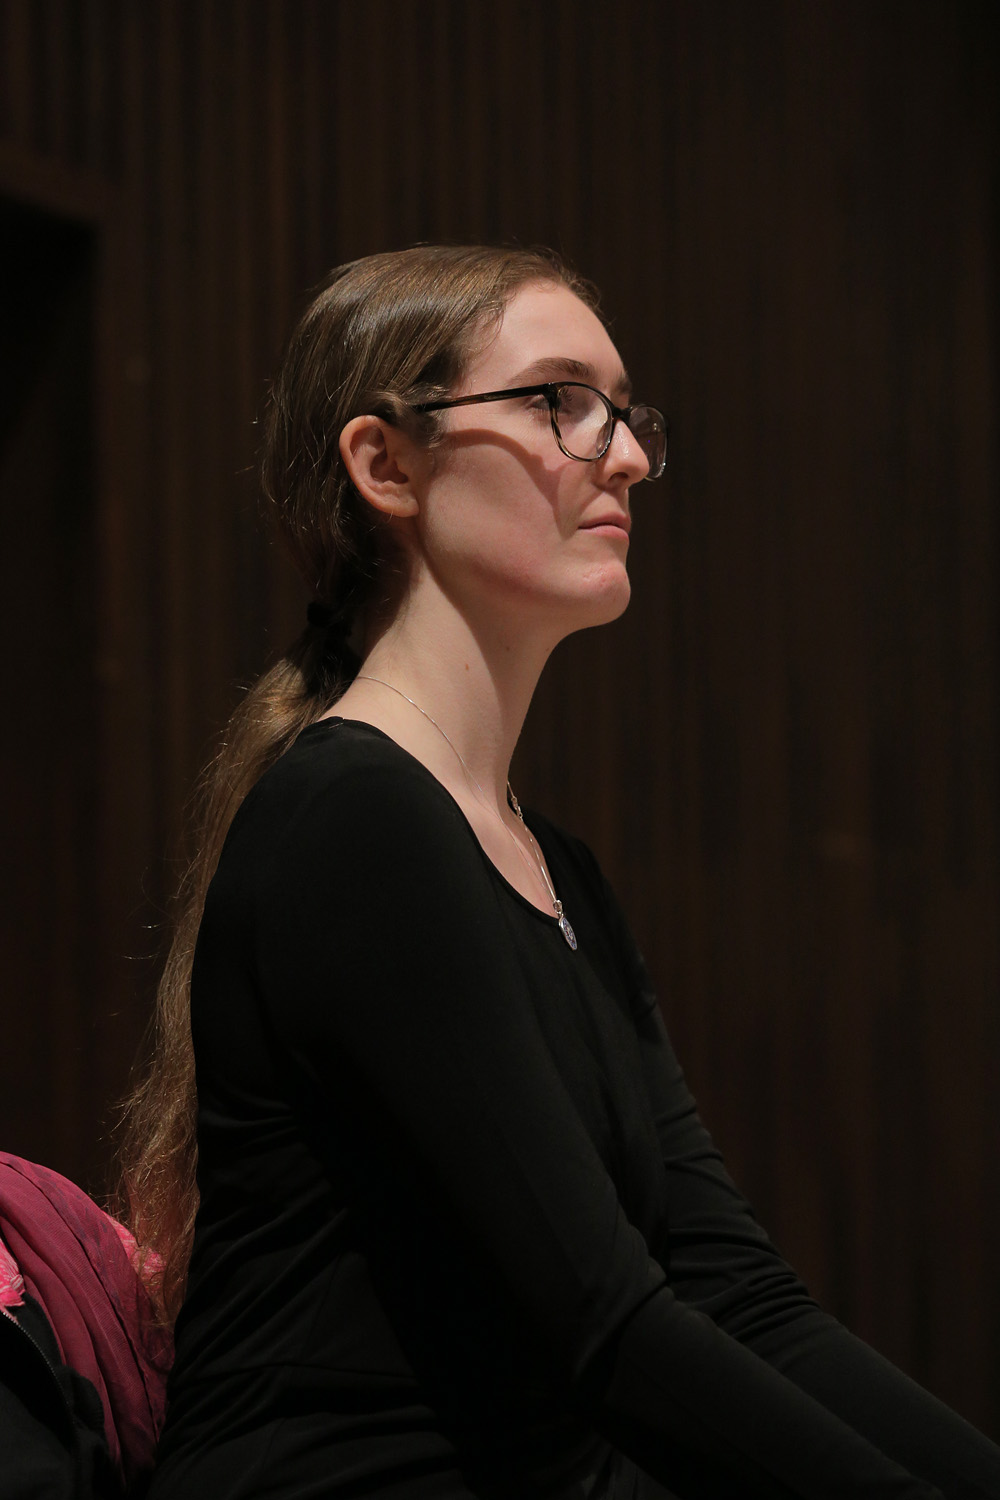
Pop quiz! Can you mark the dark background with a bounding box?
[1,0,998,1434]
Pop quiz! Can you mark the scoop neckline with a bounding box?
[301,715,564,929]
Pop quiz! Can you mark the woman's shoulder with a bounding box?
[226,716,478,868]
[253,715,444,799]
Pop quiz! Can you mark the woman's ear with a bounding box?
[339,416,423,518]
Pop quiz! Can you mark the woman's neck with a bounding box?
[333,590,555,815]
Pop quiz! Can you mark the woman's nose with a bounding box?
[603,415,650,483]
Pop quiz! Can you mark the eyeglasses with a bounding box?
[413,381,668,481]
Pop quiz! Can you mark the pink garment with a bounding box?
[0,1233,25,1309]
[0,1153,173,1487]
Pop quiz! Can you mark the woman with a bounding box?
[130,246,999,1498]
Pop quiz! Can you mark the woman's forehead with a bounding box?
[463,281,627,393]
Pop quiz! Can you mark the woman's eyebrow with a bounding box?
[509,356,633,400]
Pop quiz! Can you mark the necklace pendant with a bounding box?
[553,899,577,951]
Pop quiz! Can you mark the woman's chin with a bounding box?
[595,586,631,627]
[564,568,632,631]
[593,562,631,616]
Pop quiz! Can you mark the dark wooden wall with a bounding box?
[1,0,997,1433]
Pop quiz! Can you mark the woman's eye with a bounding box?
[554,388,584,418]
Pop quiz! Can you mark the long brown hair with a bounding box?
[116,244,600,1323]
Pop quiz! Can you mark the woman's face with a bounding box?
[410,280,649,640]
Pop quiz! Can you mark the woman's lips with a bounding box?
[580,516,631,538]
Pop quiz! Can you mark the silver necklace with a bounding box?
[354,675,578,950]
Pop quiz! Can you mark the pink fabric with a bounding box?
[0,1232,25,1308]
[0,1153,173,1486]
[110,1215,166,1297]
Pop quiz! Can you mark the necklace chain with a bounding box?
[353,675,578,950]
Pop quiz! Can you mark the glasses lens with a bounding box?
[627,405,667,480]
[552,384,613,461]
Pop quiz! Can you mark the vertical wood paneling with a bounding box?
[0,0,997,1433]
[190,0,226,733]
[39,0,73,160]
[1,1,35,144]
[88,0,158,1158]
[229,0,263,684]
[298,0,326,281]
[80,0,113,174]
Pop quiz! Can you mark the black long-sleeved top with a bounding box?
[149,719,1000,1499]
